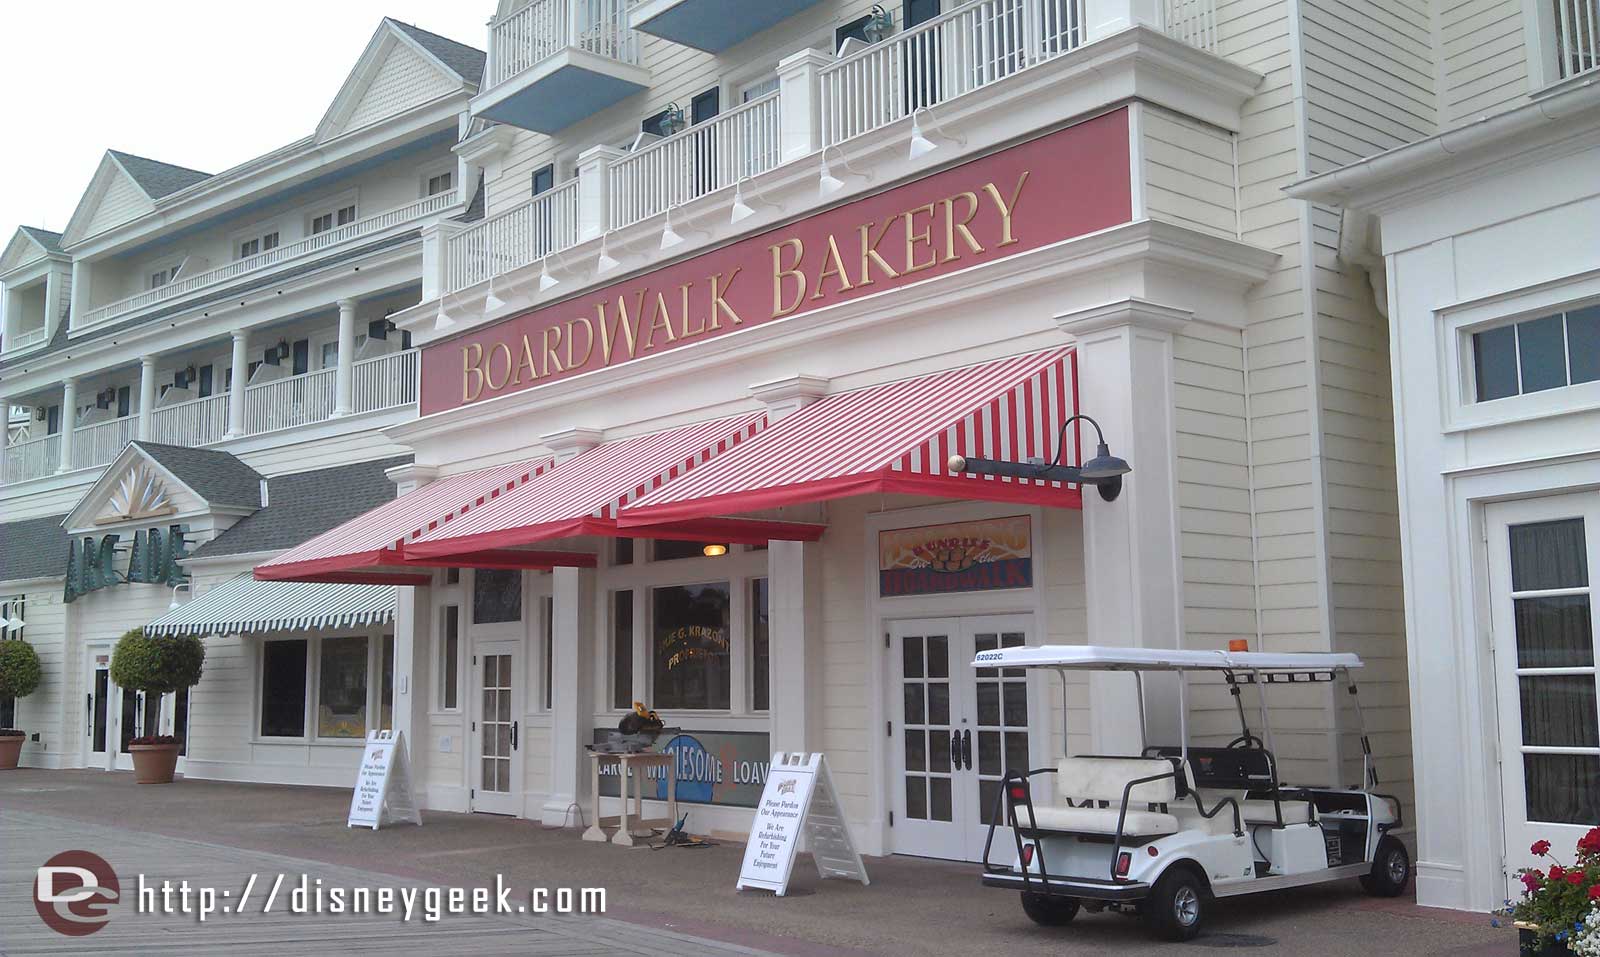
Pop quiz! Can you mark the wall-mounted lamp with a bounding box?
[702,543,728,557]
[596,233,621,274]
[948,414,1131,501]
[863,4,894,42]
[169,581,193,611]
[658,102,688,137]
[275,339,290,360]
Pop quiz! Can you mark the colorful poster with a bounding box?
[878,515,1032,596]
[592,728,771,808]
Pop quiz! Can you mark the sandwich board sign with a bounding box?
[737,752,869,896]
[347,730,422,830]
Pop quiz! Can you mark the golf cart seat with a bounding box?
[1240,799,1314,825]
[1024,757,1182,837]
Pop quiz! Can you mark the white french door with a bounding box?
[1487,492,1600,888]
[85,649,113,769]
[890,615,1034,862]
[471,638,523,816]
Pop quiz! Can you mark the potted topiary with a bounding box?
[1493,827,1600,955]
[109,627,205,784]
[0,639,43,769]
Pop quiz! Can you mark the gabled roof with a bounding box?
[130,442,264,509]
[190,456,410,560]
[107,151,213,199]
[18,226,62,253]
[0,513,72,583]
[0,226,66,277]
[315,19,485,143]
[388,19,486,85]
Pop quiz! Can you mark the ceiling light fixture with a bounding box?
[702,543,728,557]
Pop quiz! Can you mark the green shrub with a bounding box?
[0,640,42,699]
[110,628,205,694]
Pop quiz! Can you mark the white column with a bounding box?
[1,285,16,343]
[137,356,157,441]
[388,462,439,798]
[68,259,92,329]
[1084,0,1164,42]
[777,49,830,164]
[1056,299,1188,753]
[575,146,625,242]
[227,331,249,438]
[56,377,78,472]
[43,267,61,335]
[544,564,595,826]
[420,221,466,303]
[768,540,824,754]
[334,298,358,416]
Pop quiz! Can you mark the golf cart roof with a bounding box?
[971,645,1362,673]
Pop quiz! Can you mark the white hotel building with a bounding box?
[2,0,1596,915]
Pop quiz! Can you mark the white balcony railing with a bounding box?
[608,91,782,230]
[78,191,461,330]
[446,181,580,293]
[150,392,230,447]
[244,368,336,436]
[2,433,61,484]
[822,0,1087,147]
[1553,0,1600,78]
[71,416,139,469]
[6,326,49,352]
[489,0,640,87]
[352,349,419,413]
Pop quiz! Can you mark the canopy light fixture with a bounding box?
[731,176,781,225]
[484,274,506,312]
[538,256,560,292]
[702,543,728,557]
[2,614,24,632]
[818,146,871,198]
[908,108,966,161]
[660,204,702,251]
[596,233,621,274]
[434,296,456,331]
[947,413,1131,501]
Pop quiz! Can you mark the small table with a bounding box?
[582,751,678,847]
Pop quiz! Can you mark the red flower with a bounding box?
[1532,840,1553,856]
[1580,828,1600,855]
[1567,871,1585,886]
[1589,884,1600,901]
[1550,864,1566,881]
[1522,870,1544,893]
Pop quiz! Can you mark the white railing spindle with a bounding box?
[243,369,337,436]
[351,350,419,414]
[70,416,139,469]
[1553,0,1600,78]
[489,0,638,88]
[150,392,231,447]
[445,180,580,293]
[1,432,60,484]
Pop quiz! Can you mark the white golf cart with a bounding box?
[975,645,1408,941]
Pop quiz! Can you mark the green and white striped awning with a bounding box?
[144,575,396,637]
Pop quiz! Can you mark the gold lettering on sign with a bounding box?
[515,334,539,384]
[903,202,937,275]
[983,171,1030,247]
[542,325,565,376]
[566,316,594,369]
[485,342,513,391]
[811,233,854,301]
[598,291,644,364]
[678,282,707,338]
[857,218,900,288]
[941,191,983,262]
[462,342,485,403]
[644,290,678,350]
[771,238,806,317]
[710,268,742,328]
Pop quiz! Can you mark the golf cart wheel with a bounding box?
[1146,867,1207,942]
[1020,891,1079,926]
[1360,836,1411,897]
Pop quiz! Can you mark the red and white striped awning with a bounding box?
[616,349,1081,530]
[254,457,555,583]
[404,412,821,561]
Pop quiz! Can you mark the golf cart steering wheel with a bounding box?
[1226,733,1263,749]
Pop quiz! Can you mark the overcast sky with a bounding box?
[0,2,488,248]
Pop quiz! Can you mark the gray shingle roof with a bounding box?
[190,456,409,560]
[18,226,63,254]
[0,514,71,583]
[108,150,213,199]
[389,19,486,86]
[133,442,264,509]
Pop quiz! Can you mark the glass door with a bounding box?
[85,650,113,770]
[889,615,1033,862]
[1488,492,1600,890]
[471,638,523,816]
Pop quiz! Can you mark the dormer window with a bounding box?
[311,204,357,235]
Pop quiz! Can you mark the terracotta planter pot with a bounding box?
[130,742,180,784]
[0,734,23,770]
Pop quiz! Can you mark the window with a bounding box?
[652,539,722,562]
[741,76,780,103]
[426,171,453,197]
[196,365,214,399]
[445,567,460,585]
[1473,304,1600,402]
[317,636,369,738]
[542,596,555,710]
[380,635,394,731]
[260,639,309,737]
[1,690,14,730]
[751,578,770,711]
[473,569,522,624]
[291,339,310,376]
[612,590,633,709]
[237,231,279,260]
[614,538,634,565]
[440,605,460,710]
[312,204,357,235]
[321,341,338,370]
[149,265,180,289]
[117,386,131,417]
[652,582,731,710]
[531,164,554,196]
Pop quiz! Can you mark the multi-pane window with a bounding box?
[750,578,770,711]
[473,569,522,624]
[1473,304,1600,402]
[318,636,369,738]
[652,582,732,711]
[439,605,460,710]
[612,590,633,709]
[426,171,453,196]
[311,204,357,235]
[260,639,309,737]
[259,634,392,740]
[237,231,280,260]
[149,265,181,289]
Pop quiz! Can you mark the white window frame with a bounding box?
[254,630,394,744]
[142,253,187,291]
[436,602,463,713]
[418,159,456,199]
[1442,269,1600,433]
[304,189,361,237]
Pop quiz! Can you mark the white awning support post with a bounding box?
[768,539,823,755]
[1056,299,1190,755]
[386,462,439,796]
[544,564,595,826]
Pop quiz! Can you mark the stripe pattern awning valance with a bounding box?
[144,575,397,637]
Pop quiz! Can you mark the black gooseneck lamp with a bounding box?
[947,414,1132,502]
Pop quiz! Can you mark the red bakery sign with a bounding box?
[421,108,1130,414]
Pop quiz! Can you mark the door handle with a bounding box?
[961,730,972,770]
[511,720,519,751]
[950,730,960,768]
[86,694,92,734]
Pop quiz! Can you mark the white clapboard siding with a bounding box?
[8,589,67,766]
[1441,0,1531,126]
[344,40,461,134]
[1141,105,1239,239]
[85,169,156,239]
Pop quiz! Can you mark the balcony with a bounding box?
[76,191,460,332]
[0,350,419,485]
[7,325,49,352]
[445,181,580,294]
[630,0,827,53]
[473,0,650,133]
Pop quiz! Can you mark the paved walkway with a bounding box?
[0,809,778,956]
[0,770,1513,956]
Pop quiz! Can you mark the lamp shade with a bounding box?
[1078,442,1131,480]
